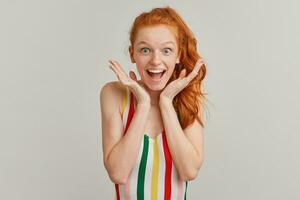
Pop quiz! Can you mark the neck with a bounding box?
[138,80,161,106]
[149,90,160,106]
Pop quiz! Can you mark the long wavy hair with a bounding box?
[128,6,208,129]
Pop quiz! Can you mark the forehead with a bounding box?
[134,25,178,46]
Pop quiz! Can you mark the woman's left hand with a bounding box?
[159,58,204,104]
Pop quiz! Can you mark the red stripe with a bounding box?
[115,91,135,199]
[162,130,172,200]
[115,183,120,200]
[124,91,135,135]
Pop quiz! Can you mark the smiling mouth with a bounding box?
[146,69,166,80]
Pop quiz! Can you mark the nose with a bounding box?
[150,50,162,66]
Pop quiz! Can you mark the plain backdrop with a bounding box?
[1,0,299,199]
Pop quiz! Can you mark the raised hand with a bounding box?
[108,59,150,106]
[159,58,204,104]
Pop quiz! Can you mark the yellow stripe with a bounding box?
[121,87,128,120]
[151,138,159,200]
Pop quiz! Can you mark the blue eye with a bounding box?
[140,47,150,54]
[163,48,172,55]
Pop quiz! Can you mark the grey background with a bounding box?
[1,0,299,199]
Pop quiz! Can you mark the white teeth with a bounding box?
[147,69,165,73]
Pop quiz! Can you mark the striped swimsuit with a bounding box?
[114,87,188,200]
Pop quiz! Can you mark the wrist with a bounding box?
[159,96,173,108]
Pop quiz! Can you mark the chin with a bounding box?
[143,80,166,91]
[148,85,164,91]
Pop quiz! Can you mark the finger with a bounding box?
[109,60,126,80]
[194,59,204,73]
[109,64,123,81]
[110,60,127,75]
[179,69,186,78]
[109,63,124,80]
[129,70,137,81]
[108,63,119,76]
[108,60,120,72]
[186,59,203,81]
[109,60,123,75]
[109,60,130,82]
[109,63,129,84]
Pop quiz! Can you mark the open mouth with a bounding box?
[146,69,166,80]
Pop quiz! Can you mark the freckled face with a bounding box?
[129,25,180,91]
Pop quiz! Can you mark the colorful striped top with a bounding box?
[114,87,188,200]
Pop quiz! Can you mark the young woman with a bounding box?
[100,6,207,200]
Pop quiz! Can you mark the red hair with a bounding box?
[128,6,208,129]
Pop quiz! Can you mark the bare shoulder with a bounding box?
[100,80,126,96]
[99,81,127,114]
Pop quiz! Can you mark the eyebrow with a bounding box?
[137,41,175,46]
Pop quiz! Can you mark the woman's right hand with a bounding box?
[108,59,150,107]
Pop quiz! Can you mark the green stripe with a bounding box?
[137,135,149,200]
[184,181,188,200]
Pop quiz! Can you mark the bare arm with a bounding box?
[100,82,151,184]
[158,59,205,181]
[159,100,204,181]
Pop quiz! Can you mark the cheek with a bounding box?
[136,66,144,76]
[166,66,176,77]
[134,57,148,74]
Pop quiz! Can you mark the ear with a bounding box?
[129,46,135,63]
